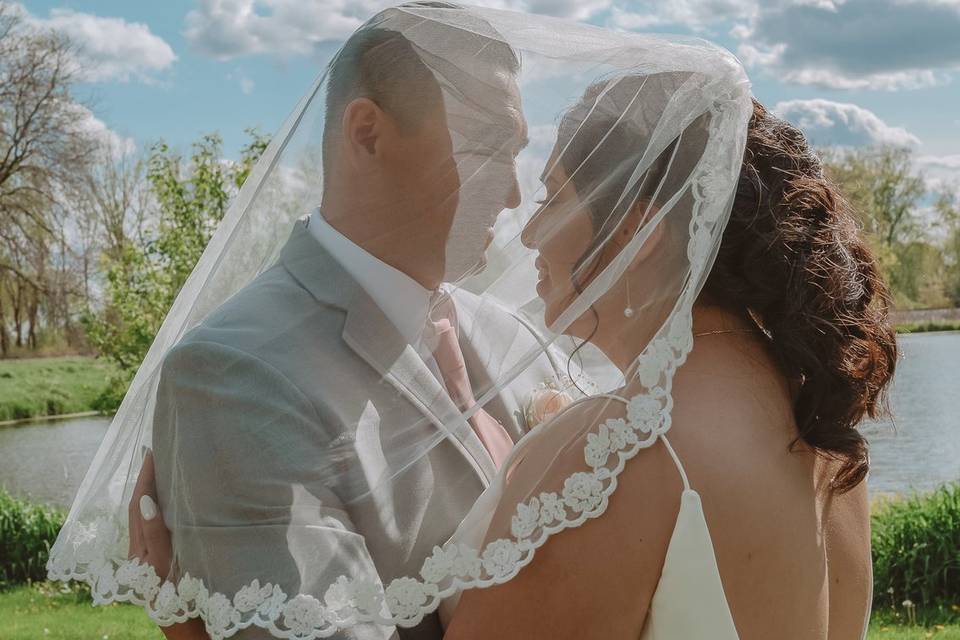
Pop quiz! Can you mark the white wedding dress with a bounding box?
[635,435,739,639]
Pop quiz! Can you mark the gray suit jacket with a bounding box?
[153,218,561,639]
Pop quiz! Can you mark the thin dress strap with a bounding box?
[658,433,691,492]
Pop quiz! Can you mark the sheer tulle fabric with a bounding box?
[47,4,752,639]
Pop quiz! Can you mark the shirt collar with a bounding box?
[308,209,434,345]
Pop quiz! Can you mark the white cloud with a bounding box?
[239,76,255,94]
[731,0,960,91]
[21,6,176,83]
[915,154,960,191]
[600,0,960,95]
[183,0,380,59]
[184,0,610,60]
[773,99,920,148]
[774,68,945,91]
[66,103,137,157]
[917,155,960,171]
[609,0,755,31]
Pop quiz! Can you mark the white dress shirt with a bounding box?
[307,209,442,376]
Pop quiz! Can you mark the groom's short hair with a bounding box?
[322,2,520,171]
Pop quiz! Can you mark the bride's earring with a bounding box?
[623,273,634,318]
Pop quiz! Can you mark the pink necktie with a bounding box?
[430,317,514,469]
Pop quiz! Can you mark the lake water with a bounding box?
[860,331,960,495]
[1,332,958,508]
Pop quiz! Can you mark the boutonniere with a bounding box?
[523,377,577,430]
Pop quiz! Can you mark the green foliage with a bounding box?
[0,356,117,421]
[822,146,957,310]
[872,483,960,609]
[0,490,64,588]
[90,372,130,414]
[936,190,960,307]
[83,129,269,379]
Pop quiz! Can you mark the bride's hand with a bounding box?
[128,449,210,640]
[128,449,172,577]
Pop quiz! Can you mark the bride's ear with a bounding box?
[341,97,385,170]
[610,199,666,267]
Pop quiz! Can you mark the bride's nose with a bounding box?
[521,206,544,249]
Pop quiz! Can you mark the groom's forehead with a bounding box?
[447,73,527,147]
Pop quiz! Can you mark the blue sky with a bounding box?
[16,0,960,189]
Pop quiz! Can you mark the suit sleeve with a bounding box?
[151,338,399,640]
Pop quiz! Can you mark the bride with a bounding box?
[439,72,897,639]
[48,4,897,639]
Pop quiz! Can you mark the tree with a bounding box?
[0,1,96,354]
[936,188,960,306]
[84,130,268,386]
[823,146,926,249]
[822,146,934,308]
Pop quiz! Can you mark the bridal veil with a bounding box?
[47,4,752,638]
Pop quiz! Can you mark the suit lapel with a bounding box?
[280,216,497,485]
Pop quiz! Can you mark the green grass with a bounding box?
[0,356,117,422]
[0,583,955,640]
[896,320,960,334]
[0,583,163,639]
[867,603,960,639]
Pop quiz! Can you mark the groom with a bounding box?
[132,5,555,640]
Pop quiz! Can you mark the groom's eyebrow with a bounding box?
[506,117,528,155]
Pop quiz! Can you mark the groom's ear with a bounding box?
[341,97,385,170]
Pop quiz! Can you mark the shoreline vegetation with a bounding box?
[895,320,960,334]
[1,486,958,638]
[0,356,116,423]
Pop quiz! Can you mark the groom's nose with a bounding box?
[504,172,521,210]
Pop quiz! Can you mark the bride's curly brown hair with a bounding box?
[701,99,898,494]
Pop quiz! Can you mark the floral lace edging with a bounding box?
[46,368,679,640]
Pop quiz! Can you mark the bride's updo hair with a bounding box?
[556,74,896,494]
[704,99,896,493]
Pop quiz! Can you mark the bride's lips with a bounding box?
[535,256,550,291]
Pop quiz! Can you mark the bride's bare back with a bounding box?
[647,329,872,639]
[446,324,872,640]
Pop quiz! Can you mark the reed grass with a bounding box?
[872,483,960,609]
[0,490,64,588]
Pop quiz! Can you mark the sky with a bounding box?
[14,0,960,192]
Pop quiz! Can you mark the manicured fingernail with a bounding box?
[140,444,150,461]
[139,494,158,521]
